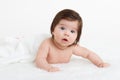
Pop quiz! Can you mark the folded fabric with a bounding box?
[0,33,50,64]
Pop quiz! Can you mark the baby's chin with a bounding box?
[59,41,75,47]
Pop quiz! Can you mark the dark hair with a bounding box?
[50,9,83,44]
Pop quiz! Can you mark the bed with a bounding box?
[0,33,119,80]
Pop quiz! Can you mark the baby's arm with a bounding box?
[73,45,110,68]
[35,39,59,72]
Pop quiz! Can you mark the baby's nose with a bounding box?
[64,30,70,36]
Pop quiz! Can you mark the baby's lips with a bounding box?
[62,38,68,41]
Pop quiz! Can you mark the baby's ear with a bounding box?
[73,40,77,45]
[52,31,54,35]
[51,32,54,38]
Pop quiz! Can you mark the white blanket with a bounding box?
[0,34,119,80]
[0,56,119,80]
[0,34,49,64]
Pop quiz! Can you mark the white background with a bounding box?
[0,0,120,59]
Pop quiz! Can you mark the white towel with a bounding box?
[0,33,50,64]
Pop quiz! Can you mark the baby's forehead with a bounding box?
[58,19,79,30]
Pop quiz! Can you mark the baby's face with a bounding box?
[52,19,78,47]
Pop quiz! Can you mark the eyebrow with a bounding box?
[59,23,65,26]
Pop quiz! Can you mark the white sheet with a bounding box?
[0,34,120,80]
[0,56,119,80]
[0,33,49,64]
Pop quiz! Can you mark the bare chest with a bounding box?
[47,47,73,63]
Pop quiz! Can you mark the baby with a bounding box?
[35,9,109,72]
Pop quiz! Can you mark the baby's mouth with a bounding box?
[62,38,68,42]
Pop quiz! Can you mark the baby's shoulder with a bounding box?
[41,37,51,44]
[72,44,80,48]
[71,44,81,50]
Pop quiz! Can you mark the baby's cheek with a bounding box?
[70,38,76,44]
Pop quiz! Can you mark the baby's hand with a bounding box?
[98,62,110,68]
[48,66,60,72]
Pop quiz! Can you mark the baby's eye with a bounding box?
[60,27,65,30]
[71,30,76,33]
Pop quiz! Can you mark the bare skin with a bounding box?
[35,38,109,72]
[35,19,110,72]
